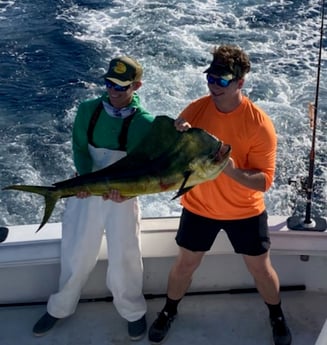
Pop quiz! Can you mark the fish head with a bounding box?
[189,141,231,180]
[184,129,231,184]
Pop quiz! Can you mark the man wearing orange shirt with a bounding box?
[148,44,292,345]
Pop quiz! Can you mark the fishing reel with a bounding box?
[287,175,310,215]
[288,175,309,197]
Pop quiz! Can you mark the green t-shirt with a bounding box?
[72,93,154,175]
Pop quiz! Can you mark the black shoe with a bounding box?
[33,312,59,336]
[270,316,292,345]
[128,314,147,341]
[148,311,176,344]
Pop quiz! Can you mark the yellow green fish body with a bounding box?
[3,116,231,231]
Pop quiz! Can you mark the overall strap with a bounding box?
[118,113,135,150]
[87,100,135,151]
[87,101,103,147]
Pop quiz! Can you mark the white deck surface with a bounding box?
[0,291,326,345]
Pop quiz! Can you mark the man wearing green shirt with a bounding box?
[33,56,154,341]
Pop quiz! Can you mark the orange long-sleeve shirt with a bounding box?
[180,95,277,220]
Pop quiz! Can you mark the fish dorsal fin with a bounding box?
[128,115,180,159]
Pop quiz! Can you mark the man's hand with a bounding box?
[222,157,235,175]
[76,191,91,198]
[102,189,130,203]
[174,117,192,132]
[75,189,130,202]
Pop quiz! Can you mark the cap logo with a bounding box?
[113,62,127,74]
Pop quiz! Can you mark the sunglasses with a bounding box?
[206,74,235,88]
[105,79,131,92]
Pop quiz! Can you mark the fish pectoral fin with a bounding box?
[171,170,193,200]
[171,186,194,200]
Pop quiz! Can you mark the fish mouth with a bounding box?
[213,142,231,162]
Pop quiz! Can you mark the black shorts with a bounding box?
[175,208,270,256]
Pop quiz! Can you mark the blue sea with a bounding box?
[0,0,326,227]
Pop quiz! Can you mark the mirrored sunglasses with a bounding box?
[105,79,131,92]
[206,74,235,88]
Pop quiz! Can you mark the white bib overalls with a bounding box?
[47,145,146,322]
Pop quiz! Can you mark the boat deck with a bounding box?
[1,290,326,345]
[1,216,326,344]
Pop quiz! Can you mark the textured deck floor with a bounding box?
[0,291,326,345]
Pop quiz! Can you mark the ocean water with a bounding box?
[0,0,326,227]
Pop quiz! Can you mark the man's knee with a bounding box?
[173,248,204,276]
[243,253,275,278]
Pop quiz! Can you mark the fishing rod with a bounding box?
[287,0,327,231]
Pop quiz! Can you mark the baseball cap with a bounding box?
[204,62,235,80]
[103,56,143,86]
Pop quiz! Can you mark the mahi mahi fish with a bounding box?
[3,115,231,231]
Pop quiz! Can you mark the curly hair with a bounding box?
[210,45,251,79]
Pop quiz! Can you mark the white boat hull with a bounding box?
[0,216,326,304]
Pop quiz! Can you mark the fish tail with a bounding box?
[2,185,59,232]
